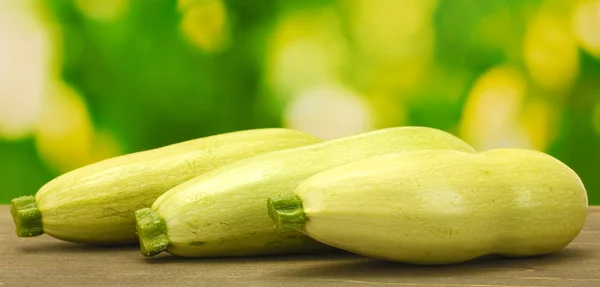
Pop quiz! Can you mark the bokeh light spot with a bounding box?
[284,85,374,140]
[460,66,530,150]
[367,93,407,129]
[0,4,51,140]
[75,0,129,22]
[34,81,120,173]
[179,0,230,53]
[519,99,557,151]
[266,9,348,101]
[523,13,579,92]
[572,0,600,58]
[349,0,437,61]
[346,0,436,92]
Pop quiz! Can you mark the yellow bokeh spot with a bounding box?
[266,9,348,101]
[283,84,374,140]
[344,0,437,93]
[179,0,230,53]
[0,2,51,140]
[572,0,600,58]
[75,0,129,22]
[460,66,531,150]
[35,82,94,172]
[523,12,579,92]
[348,0,437,61]
[34,81,121,173]
[365,92,407,129]
[519,99,557,151]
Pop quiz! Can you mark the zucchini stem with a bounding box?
[135,208,170,257]
[267,194,307,232]
[11,196,44,237]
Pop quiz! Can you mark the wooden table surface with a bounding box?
[1,205,599,287]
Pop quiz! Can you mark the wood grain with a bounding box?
[1,205,599,287]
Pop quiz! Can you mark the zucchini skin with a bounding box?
[12,128,322,244]
[289,149,588,265]
[141,126,476,257]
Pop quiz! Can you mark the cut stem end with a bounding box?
[11,196,44,237]
[267,194,307,232]
[135,208,170,257]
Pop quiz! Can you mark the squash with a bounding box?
[11,128,322,244]
[269,149,588,264]
[136,126,475,257]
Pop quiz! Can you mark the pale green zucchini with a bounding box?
[135,126,475,257]
[269,149,588,265]
[11,128,322,244]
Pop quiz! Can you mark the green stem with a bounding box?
[135,208,170,257]
[267,194,307,232]
[11,196,44,237]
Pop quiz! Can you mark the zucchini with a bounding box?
[269,149,588,264]
[11,128,322,244]
[136,126,475,257]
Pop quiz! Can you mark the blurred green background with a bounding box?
[1,0,599,204]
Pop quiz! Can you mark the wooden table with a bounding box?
[1,205,599,287]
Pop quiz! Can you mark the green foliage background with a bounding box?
[1,0,599,204]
